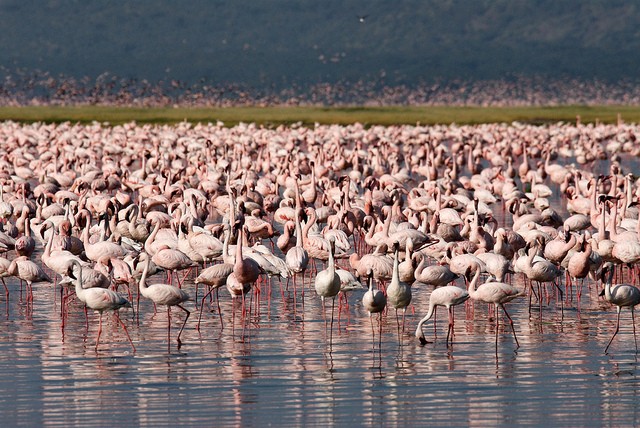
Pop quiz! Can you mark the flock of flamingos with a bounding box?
[2,118,640,354]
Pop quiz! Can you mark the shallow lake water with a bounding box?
[2,156,640,427]
[1,245,640,427]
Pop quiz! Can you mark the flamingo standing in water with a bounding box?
[415,285,469,345]
[68,260,135,352]
[314,236,341,344]
[137,252,191,348]
[362,270,386,348]
[195,262,233,329]
[386,241,412,333]
[7,255,51,304]
[285,207,309,303]
[0,256,11,297]
[600,262,640,353]
[467,262,524,349]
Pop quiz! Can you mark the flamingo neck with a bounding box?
[73,266,84,297]
[467,267,481,297]
[418,301,437,329]
[604,268,613,301]
[222,227,231,259]
[295,211,304,247]
[414,257,426,278]
[392,248,400,281]
[144,221,161,253]
[44,226,54,257]
[302,209,316,240]
[327,242,335,272]
[139,258,150,292]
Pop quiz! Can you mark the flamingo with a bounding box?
[349,246,394,282]
[314,236,341,343]
[415,285,470,345]
[0,256,11,297]
[7,255,51,303]
[362,270,386,346]
[467,262,524,349]
[525,237,564,315]
[285,207,309,303]
[386,242,412,333]
[476,251,513,283]
[80,210,127,262]
[566,235,593,298]
[14,211,35,257]
[68,260,135,352]
[183,216,223,265]
[137,253,191,348]
[195,262,233,328]
[152,244,197,287]
[600,262,640,353]
[413,254,459,287]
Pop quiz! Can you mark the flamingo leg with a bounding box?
[176,304,190,348]
[197,286,215,330]
[329,296,335,347]
[336,292,342,328]
[84,305,89,330]
[216,288,223,329]
[115,312,136,352]
[446,306,454,345]
[378,312,383,349]
[632,307,638,353]
[167,306,172,352]
[60,283,65,318]
[136,283,141,323]
[292,276,300,317]
[501,303,519,348]
[231,297,236,334]
[402,307,407,334]
[369,314,375,348]
[95,312,103,352]
[321,296,327,327]
[395,308,400,337]
[178,268,191,288]
[495,304,500,353]
[301,271,305,309]
[553,280,564,318]
[605,307,622,354]
[433,307,438,339]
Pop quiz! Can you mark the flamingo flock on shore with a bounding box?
[1,119,640,354]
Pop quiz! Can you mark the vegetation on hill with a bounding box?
[1,1,638,86]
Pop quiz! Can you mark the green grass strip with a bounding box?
[0,105,639,126]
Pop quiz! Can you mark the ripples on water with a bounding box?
[2,265,640,426]
[2,163,640,427]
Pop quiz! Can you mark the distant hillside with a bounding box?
[1,0,638,86]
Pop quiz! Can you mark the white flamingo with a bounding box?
[415,285,470,345]
[467,262,524,349]
[68,259,135,352]
[600,262,640,353]
[138,252,191,348]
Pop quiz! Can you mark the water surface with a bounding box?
[1,256,639,427]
